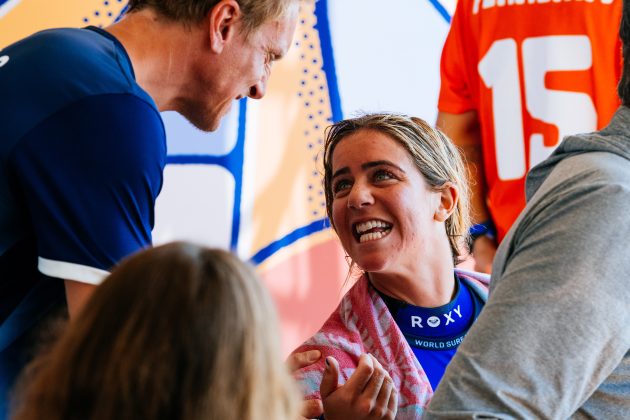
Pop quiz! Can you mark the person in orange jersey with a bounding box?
[426,1,630,416]
[437,0,622,272]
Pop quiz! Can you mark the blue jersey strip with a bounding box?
[380,275,483,391]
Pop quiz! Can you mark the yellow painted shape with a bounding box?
[0,0,124,48]
[248,0,332,256]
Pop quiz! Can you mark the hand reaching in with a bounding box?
[287,350,324,419]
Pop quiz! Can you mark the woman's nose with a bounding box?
[347,183,374,209]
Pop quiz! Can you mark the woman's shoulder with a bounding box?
[455,268,490,286]
[455,268,490,301]
[290,275,372,361]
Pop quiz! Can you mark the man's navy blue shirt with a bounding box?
[0,26,166,414]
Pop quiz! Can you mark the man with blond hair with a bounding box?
[0,1,299,417]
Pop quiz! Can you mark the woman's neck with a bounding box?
[368,262,456,308]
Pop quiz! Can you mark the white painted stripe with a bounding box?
[0,0,22,19]
[38,257,110,285]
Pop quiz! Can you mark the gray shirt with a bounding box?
[425,107,630,419]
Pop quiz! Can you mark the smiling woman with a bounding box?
[291,113,490,419]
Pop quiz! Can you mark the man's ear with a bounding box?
[208,0,241,54]
[434,182,459,222]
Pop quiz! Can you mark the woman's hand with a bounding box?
[320,354,397,420]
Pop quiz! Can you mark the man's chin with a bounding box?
[199,119,221,132]
[175,100,227,132]
[181,112,221,132]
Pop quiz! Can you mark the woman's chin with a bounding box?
[354,258,390,274]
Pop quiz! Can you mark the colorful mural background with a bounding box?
[0,0,455,354]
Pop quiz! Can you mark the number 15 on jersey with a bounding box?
[479,35,596,181]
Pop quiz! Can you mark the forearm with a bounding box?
[436,111,490,224]
[64,280,96,318]
[426,155,630,417]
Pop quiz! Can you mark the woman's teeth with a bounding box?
[354,220,392,243]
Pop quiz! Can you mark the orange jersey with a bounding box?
[439,0,622,240]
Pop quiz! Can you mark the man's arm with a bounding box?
[64,280,96,318]
[436,111,496,272]
[12,94,165,321]
[425,154,630,418]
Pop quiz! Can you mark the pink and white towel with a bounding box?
[292,268,489,419]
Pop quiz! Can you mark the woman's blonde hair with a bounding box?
[323,113,471,264]
[12,242,299,420]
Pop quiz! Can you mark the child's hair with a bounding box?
[12,242,299,420]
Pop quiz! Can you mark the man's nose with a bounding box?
[248,74,268,100]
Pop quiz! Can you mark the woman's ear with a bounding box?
[434,183,458,222]
[207,0,241,54]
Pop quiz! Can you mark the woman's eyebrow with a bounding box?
[362,160,405,172]
[332,161,405,179]
[332,167,350,179]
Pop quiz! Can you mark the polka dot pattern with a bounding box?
[82,0,126,27]
[295,3,333,219]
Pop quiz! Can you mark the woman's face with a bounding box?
[330,129,445,274]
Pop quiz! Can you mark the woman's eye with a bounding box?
[333,180,351,194]
[373,170,394,182]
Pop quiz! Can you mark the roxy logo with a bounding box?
[410,305,463,328]
[0,55,9,68]
[427,316,440,327]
